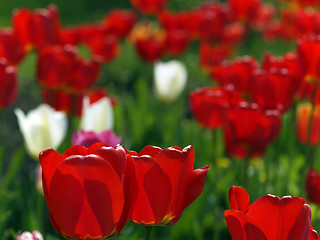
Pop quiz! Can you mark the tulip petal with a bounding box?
[131,155,172,224]
[39,148,64,199]
[228,185,250,212]
[138,145,162,158]
[247,195,311,240]
[49,154,124,239]
[225,210,267,240]
[62,144,88,158]
[94,145,127,180]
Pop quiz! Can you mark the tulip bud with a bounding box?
[15,104,68,160]
[154,60,187,103]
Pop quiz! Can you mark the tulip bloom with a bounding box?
[154,60,187,102]
[15,104,68,160]
[306,169,320,205]
[17,230,43,240]
[130,23,166,63]
[189,86,243,129]
[0,59,18,109]
[81,96,114,132]
[296,102,320,146]
[249,68,296,113]
[297,35,320,81]
[128,145,209,225]
[225,186,312,240]
[103,9,137,38]
[211,56,259,95]
[0,28,26,65]
[39,143,136,239]
[224,101,282,158]
[130,0,168,15]
[72,130,122,148]
[228,0,261,22]
[199,43,231,70]
[12,5,60,50]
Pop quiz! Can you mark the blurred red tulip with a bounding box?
[66,58,100,94]
[262,52,303,94]
[39,143,136,239]
[130,0,167,15]
[189,86,242,129]
[251,3,275,31]
[296,102,320,146]
[228,0,261,22]
[249,68,296,113]
[0,59,18,109]
[59,27,80,45]
[0,28,26,65]
[164,29,190,56]
[297,35,320,82]
[12,5,60,51]
[76,24,107,46]
[211,56,258,95]
[221,22,246,45]
[103,9,137,38]
[224,102,282,158]
[37,45,78,89]
[306,169,320,205]
[158,10,191,31]
[85,34,120,63]
[189,3,228,42]
[128,145,209,225]
[130,23,166,63]
[199,43,231,70]
[225,185,311,240]
[42,89,84,117]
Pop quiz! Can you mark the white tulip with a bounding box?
[154,60,187,102]
[80,96,114,132]
[15,104,68,160]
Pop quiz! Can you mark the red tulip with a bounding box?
[297,35,320,82]
[296,102,320,146]
[42,89,84,117]
[199,43,231,70]
[39,143,136,239]
[221,22,246,45]
[189,86,242,129]
[249,68,296,113]
[85,34,120,63]
[228,0,261,22]
[103,9,137,38]
[306,169,320,205]
[158,10,191,31]
[127,145,209,225]
[262,52,303,94]
[130,0,168,15]
[37,45,78,89]
[164,29,190,56]
[309,227,319,240]
[0,59,18,109]
[0,28,26,65]
[225,185,312,240]
[211,56,259,95]
[130,23,166,63]
[189,3,228,42]
[224,101,282,158]
[59,27,80,45]
[12,5,60,51]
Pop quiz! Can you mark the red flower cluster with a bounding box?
[0,59,18,109]
[225,186,312,240]
[0,5,137,114]
[39,143,209,239]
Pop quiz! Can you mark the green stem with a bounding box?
[145,226,152,240]
[243,157,250,190]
